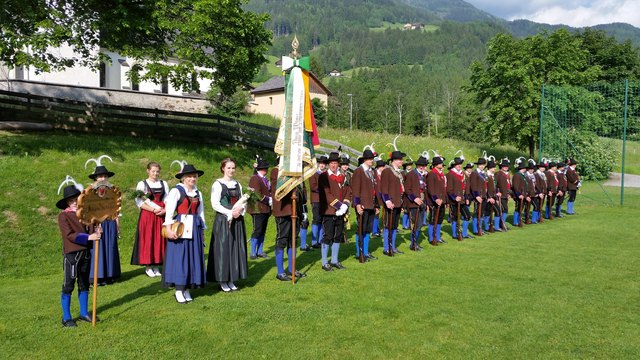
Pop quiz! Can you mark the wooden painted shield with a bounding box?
[76,181,122,225]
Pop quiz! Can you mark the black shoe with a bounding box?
[257,253,269,259]
[78,314,100,323]
[311,243,322,248]
[494,228,503,232]
[393,249,404,254]
[62,319,77,327]
[300,247,313,252]
[322,264,333,272]
[287,270,307,278]
[366,254,378,260]
[438,239,447,244]
[249,255,257,260]
[331,262,346,270]
[372,233,381,237]
[276,273,291,281]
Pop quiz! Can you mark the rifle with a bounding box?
[476,199,484,236]
[410,207,420,250]
[488,198,495,233]
[357,211,365,263]
[525,199,531,225]
[386,208,394,256]
[547,194,555,220]
[497,197,508,231]
[456,201,463,241]
[518,196,524,227]
[431,204,440,246]
[539,194,545,223]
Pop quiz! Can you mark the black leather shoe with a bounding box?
[311,243,322,248]
[366,254,378,260]
[276,273,291,281]
[393,249,404,254]
[62,319,77,327]
[463,235,475,239]
[78,314,100,323]
[322,264,333,272]
[383,250,391,256]
[300,247,313,252]
[438,239,448,244]
[287,270,307,278]
[331,262,346,270]
[257,253,269,259]
[249,255,257,260]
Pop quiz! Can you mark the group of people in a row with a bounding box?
[55,148,580,327]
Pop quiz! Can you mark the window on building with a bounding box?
[191,72,200,94]
[269,96,273,105]
[99,63,106,87]
[161,77,169,94]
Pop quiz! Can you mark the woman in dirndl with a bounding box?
[86,156,121,285]
[207,158,248,292]
[163,162,207,304]
[131,161,169,278]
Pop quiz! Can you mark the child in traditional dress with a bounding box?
[56,177,102,327]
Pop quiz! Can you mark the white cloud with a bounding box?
[465,0,640,27]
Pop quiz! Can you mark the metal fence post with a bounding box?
[620,79,629,206]
[538,84,545,160]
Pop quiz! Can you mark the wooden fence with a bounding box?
[0,88,363,166]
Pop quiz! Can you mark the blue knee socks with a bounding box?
[428,224,434,242]
[61,293,72,321]
[436,225,442,241]
[363,233,370,255]
[451,221,458,238]
[311,224,319,245]
[299,228,308,249]
[484,216,490,231]
[402,213,410,229]
[287,248,292,272]
[494,216,501,230]
[250,238,258,256]
[78,291,89,317]
[257,235,265,255]
[331,243,340,264]
[513,212,520,226]
[472,218,479,233]
[462,220,469,237]
[275,248,285,274]
[321,244,329,265]
[372,218,379,234]
[567,201,574,214]
[383,229,390,252]
[532,211,539,223]
[391,230,398,250]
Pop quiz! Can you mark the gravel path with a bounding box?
[604,172,640,188]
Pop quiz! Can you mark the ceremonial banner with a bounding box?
[274,55,319,201]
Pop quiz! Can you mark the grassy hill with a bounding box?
[1,130,639,358]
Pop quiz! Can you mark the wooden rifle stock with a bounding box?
[539,195,545,223]
[386,208,394,256]
[431,204,440,245]
[476,200,484,236]
[488,197,495,233]
[456,202,463,241]
[518,197,524,227]
[357,211,365,263]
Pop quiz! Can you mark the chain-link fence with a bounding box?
[539,80,640,205]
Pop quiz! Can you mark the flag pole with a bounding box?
[291,191,297,284]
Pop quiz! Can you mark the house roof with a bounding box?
[251,72,333,96]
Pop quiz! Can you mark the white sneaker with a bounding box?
[153,267,162,277]
[227,282,238,291]
[175,290,187,304]
[219,282,231,292]
[183,290,193,302]
[145,267,156,278]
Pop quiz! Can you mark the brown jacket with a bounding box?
[545,170,558,193]
[248,173,271,214]
[526,173,537,197]
[511,171,527,197]
[319,169,352,215]
[557,171,567,192]
[496,170,511,199]
[486,174,497,198]
[566,167,580,190]
[426,168,447,204]
[446,170,465,202]
[469,170,488,198]
[309,171,322,203]
[58,211,92,254]
[403,169,426,209]
[380,166,404,208]
[270,167,292,217]
[534,171,547,194]
[351,165,377,210]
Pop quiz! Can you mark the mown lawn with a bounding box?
[1,131,639,359]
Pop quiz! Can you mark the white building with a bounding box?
[1,44,213,97]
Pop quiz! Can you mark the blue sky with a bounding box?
[465,0,640,27]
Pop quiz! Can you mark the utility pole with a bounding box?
[347,93,353,130]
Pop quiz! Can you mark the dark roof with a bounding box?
[251,73,333,96]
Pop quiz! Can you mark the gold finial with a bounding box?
[290,35,300,59]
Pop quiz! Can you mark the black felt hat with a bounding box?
[499,159,510,168]
[475,158,487,165]
[464,163,474,170]
[525,160,535,170]
[376,159,386,168]
[452,157,464,166]
[340,157,350,165]
[88,165,115,180]
[256,159,270,170]
[415,156,429,166]
[548,161,557,168]
[432,156,444,166]
[175,164,205,179]
[568,158,577,166]
[56,185,82,210]
[557,162,566,169]
[317,155,329,164]
[487,160,497,169]
[390,151,405,160]
[361,149,375,160]
[327,152,341,163]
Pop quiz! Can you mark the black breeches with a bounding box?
[500,198,509,214]
[568,190,577,202]
[312,203,322,225]
[251,213,270,238]
[322,215,344,244]
[407,207,426,230]
[556,194,565,207]
[356,209,375,234]
[451,202,471,221]
[429,204,445,225]
[383,208,401,230]
[473,200,485,219]
[532,197,540,211]
[275,216,292,250]
[62,250,91,294]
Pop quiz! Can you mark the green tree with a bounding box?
[311,98,327,127]
[468,30,601,157]
[0,0,272,95]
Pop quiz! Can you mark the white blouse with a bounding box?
[163,183,205,226]
[135,179,169,208]
[211,179,245,221]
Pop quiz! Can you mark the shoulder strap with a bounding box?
[143,180,152,194]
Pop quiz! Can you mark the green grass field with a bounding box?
[1,131,639,358]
